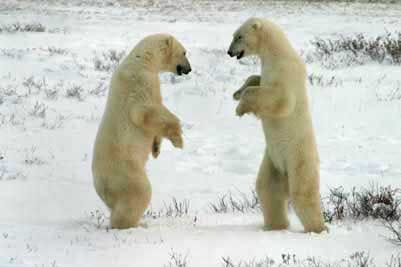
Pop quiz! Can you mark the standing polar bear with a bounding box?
[228,18,327,233]
[92,34,191,229]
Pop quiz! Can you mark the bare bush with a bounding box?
[29,101,47,118]
[387,254,401,267]
[322,185,401,223]
[222,256,275,267]
[348,252,374,267]
[89,82,108,96]
[349,185,400,220]
[8,113,25,126]
[383,218,401,246]
[0,84,18,97]
[376,86,401,102]
[164,250,189,267]
[308,73,342,87]
[24,146,45,165]
[210,190,259,213]
[93,49,125,72]
[0,23,46,33]
[65,85,85,101]
[0,48,24,59]
[41,115,66,130]
[22,76,47,95]
[145,198,190,218]
[44,81,65,100]
[321,187,348,223]
[45,88,59,100]
[0,166,25,181]
[45,47,68,56]
[89,209,106,229]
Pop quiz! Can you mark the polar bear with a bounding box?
[228,18,327,233]
[92,34,191,229]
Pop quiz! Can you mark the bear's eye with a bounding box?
[183,51,186,56]
[237,35,242,41]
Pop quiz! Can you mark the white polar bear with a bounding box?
[228,18,327,233]
[92,34,191,229]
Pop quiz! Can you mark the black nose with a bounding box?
[228,50,233,57]
[177,65,191,75]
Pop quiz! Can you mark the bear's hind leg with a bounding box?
[110,172,152,229]
[256,153,289,230]
[288,160,326,233]
[111,201,141,229]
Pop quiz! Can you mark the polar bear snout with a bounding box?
[176,63,191,75]
[227,43,244,59]
[228,49,244,60]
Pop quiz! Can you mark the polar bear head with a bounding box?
[228,18,295,61]
[134,34,191,76]
[162,35,191,75]
[227,18,264,60]
[227,18,263,59]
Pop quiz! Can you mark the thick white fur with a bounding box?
[230,18,327,233]
[92,34,189,229]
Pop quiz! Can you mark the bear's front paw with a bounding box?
[169,133,184,149]
[166,125,184,149]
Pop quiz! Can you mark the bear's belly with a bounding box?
[265,139,287,175]
[262,120,292,174]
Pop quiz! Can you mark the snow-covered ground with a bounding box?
[1,1,401,266]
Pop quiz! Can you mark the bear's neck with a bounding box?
[259,30,299,65]
[125,50,163,73]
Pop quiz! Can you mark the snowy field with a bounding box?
[1,0,401,266]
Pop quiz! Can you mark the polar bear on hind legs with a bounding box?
[92,34,191,229]
[228,18,327,233]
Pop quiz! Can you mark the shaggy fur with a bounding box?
[92,34,191,229]
[228,18,327,233]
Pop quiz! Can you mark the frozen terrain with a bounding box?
[0,0,401,266]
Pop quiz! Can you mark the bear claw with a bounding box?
[170,135,184,149]
[152,142,161,158]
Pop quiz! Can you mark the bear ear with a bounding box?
[252,21,261,30]
[164,36,173,49]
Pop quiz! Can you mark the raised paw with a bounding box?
[169,132,184,149]
[166,125,184,149]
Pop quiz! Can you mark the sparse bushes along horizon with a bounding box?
[0,22,67,34]
[209,185,401,223]
[162,251,401,267]
[221,251,400,267]
[307,32,401,68]
[0,23,46,33]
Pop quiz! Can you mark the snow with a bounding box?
[1,1,401,266]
